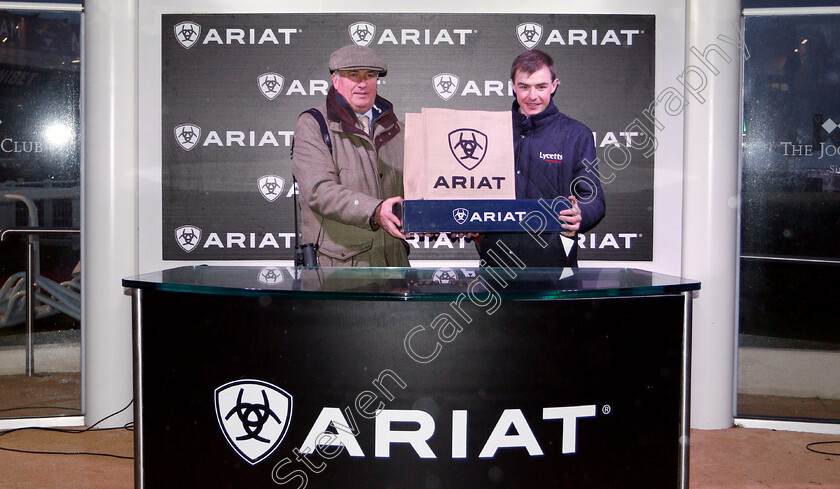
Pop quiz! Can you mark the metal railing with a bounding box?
[0,228,80,376]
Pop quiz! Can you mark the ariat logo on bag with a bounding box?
[448,129,488,170]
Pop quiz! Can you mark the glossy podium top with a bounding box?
[123,266,699,301]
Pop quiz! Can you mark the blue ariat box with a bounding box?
[402,199,572,233]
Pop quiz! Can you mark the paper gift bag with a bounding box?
[403,112,426,201]
[404,108,515,200]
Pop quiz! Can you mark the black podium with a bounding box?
[124,266,698,489]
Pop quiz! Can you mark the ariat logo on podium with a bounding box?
[174,21,201,49]
[215,380,293,465]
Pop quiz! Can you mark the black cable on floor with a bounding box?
[0,399,134,460]
[806,441,840,456]
[0,406,81,414]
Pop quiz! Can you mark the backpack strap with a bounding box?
[291,108,332,157]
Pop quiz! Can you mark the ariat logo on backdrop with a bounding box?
[348,22,474,46]
[174,123,201,151]
[173,124,295,150]
[258,73,284,100]
[433,73,459,101]
[215,380,293,465]
[175,225,202,253]
[578,232,641,250]
[349,22,376,46]
[432,75,513,99]
[174,21,201,49]
[256,74,329,99]
[172,229,296,250]
[517,22,543,49]
[258,175,285,202]
[449,129,488,170]
[175,21,298,48]
[517,22,643,46]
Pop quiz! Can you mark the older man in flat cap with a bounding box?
[293,45,408,267]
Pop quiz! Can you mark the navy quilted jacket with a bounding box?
[477,99,606,267]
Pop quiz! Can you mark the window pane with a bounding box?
[0,9,81,419]
[739,14,840,422]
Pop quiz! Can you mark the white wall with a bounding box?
[83,0,138,427]
[682,0,741,429]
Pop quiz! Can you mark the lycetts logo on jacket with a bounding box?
[539,152,563,164]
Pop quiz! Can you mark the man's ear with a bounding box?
[551,77,559,96]
[331,72,339,86]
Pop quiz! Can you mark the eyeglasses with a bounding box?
[338,70,379,83]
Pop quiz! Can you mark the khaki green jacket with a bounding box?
[292,87,408,267]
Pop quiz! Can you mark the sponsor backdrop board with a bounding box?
[161,13,655,261]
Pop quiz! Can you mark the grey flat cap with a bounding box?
[329,45,388,77]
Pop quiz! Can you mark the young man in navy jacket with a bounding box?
[477,49,606,267]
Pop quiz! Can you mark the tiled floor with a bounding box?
[739,394,840,421]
